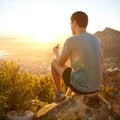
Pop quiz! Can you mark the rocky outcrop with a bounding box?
[102,67,120,117]
[34,67,120,120]
[34,93,119,120]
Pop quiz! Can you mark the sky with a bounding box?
[0,0,120,42]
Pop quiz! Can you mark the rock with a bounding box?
[88,117,96,120]
[35,95,86,120]
[34,94,116,120]
[34,67,120,120]
[108,115,115,120]
[6,111,34,120]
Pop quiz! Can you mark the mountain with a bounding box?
[94,27,120,58]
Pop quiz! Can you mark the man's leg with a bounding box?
[51,59,68,92]
[66,88,73,96]
[51,65,61,92]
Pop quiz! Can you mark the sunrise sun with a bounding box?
[33,32,55,43]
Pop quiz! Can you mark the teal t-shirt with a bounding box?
[61,32,103,92]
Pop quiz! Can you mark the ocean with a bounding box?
[0,50,8,59]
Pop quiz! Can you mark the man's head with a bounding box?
[70,11,88,35]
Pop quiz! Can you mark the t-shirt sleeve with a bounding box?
[61,38,72,59]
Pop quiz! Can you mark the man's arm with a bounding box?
[52,44,73,96]
[53,44,69,66]
[58,54,68,66]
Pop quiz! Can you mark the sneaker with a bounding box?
[54,91,66,102]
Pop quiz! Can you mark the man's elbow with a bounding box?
[58,61,64,67]
[58,55,68,66]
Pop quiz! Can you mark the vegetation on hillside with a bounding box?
[0,60,56,119]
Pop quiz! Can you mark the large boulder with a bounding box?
[35,93,119,120]
[34,67,120,120]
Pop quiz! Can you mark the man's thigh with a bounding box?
[51,59,68,76]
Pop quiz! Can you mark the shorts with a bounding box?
[62,67,98,95]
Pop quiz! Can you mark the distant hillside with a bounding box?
[94,27,120,58]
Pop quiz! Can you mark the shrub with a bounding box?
[0,60,57,119]
[100,85,118,100]
[36,74,55,103]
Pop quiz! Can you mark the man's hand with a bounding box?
[52,44,59,55]
[52,44,68,66]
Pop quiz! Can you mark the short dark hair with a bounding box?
[71,11,88,28]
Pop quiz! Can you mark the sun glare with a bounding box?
[33,33,55,43]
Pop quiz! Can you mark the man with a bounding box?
[51,11,103,102]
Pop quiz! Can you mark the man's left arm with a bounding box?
[52,44,68,66]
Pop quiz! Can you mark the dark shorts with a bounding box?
[62,67,98,95]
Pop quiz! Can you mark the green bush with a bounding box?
[0,60,56,119]
[34,74,55,103]
[100,85,118,100]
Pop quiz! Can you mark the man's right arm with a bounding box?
[58,54,69,66]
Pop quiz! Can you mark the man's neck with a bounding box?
[75,27,86,35]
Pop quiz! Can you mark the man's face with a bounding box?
[70,20,76,35]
